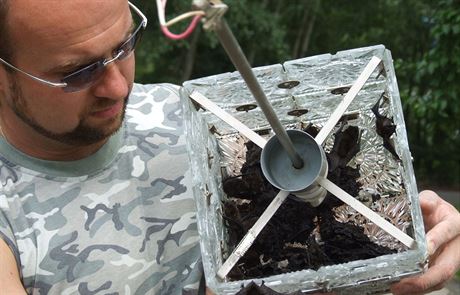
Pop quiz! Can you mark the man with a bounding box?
[0,0,203,294]
[0,1,459,295]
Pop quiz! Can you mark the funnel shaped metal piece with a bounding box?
[261,130,327,205]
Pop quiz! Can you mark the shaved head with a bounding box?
[8,0,128,65]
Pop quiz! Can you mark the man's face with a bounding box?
[0,0,135,146]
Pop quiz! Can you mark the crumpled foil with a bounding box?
[181,45,427,294]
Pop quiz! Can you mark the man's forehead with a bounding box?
[9,0,129,50]
[10,0,128,22]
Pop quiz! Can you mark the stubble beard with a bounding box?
[9,78,128,147]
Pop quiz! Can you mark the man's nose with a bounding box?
[91,62,129,100]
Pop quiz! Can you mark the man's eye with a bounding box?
[59,61,97,77]
[60,70,78,77]
[57,66,83,78]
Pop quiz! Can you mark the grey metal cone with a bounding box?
[261,130,326,194]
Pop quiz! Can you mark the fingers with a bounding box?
[418,190,439,226]
[391,190,460,295]
[391,234,460,294]
[419,190,460,255]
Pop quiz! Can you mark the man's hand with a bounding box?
[391,190,460,294]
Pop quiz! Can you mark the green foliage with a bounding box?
[132,0,291,83]
[402,0,460,188]
[132,0,459,188]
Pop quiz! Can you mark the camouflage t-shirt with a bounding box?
[0,84,204,295]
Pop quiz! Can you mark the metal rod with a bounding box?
[214,20,304,169]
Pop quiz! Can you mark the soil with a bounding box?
[372,94,399,160]
[222,125,397,281]
[235,281,303,295]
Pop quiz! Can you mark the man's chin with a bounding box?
[66,99,127,146]
[56,127,117,146]
[40,108,125,147]
[65,117,124,146]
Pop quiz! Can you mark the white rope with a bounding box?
[189,91,267,148]
[216,190,290,279]
[318,177,415,248]
[314,56,382,145]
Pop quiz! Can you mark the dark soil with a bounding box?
[222,125,396,281]
[235,281,303,295]
[372,94,399,160]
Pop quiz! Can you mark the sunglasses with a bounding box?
[0,1,147,93]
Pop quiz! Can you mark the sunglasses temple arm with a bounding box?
[0,57,67,88]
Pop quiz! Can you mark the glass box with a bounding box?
[180,45,427,294]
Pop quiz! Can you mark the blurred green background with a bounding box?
[132,0,459,191]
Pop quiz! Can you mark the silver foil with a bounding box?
[181,45,427,294]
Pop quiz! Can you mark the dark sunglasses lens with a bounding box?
[60,23,145,92]
[62,62,105,93]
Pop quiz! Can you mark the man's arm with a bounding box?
[0,238,27,294]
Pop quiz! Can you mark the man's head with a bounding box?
[0,0,141,151]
